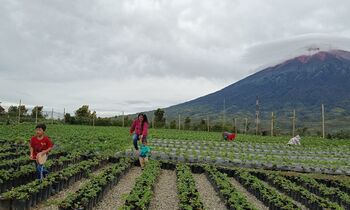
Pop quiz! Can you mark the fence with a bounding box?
[1,102,350,138]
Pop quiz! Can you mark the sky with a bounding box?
[1,0,350,117]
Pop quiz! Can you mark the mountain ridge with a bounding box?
[146,49,350,131]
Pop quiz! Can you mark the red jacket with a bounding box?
[227,133,236,141]
[130,119,148,136]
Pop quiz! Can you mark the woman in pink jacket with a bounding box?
[130,113,149,151]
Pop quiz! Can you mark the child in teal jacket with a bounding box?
[139,143,151,170]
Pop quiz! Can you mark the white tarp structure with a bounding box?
[288,135,301,145]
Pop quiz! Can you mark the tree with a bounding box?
[64,113,71,123]
[75,105,91,118]
[199,119,207,131]
[8,106,17,116]
[297,127,308,136]
[212,123,223,132]
[154,108,165,128]
[31,106,44,118]
[95,117,112,126]
[0,105,5,115]
[170,120,177,129]
[7,105,27,122]
[75,105,91,124]
[184,117,191,130]
[18,105,28,116]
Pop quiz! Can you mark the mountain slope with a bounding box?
[162,50,350,121]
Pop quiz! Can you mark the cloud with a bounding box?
[241,34,350,75]
[1,0,350,115]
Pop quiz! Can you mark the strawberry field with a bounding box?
[0,124,349,209]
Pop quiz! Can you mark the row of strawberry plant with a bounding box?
[251,171,342,209]
[0,157,105,210]
[315,178,350,195]
[0,151,67,170]
[0,143,27,153]
[176,163,205,210]
[282,174,350,209]
[0,150,27,160]
[232,169,300,210]
[59,158,132,210]
[121,160,161,210]
[204,165,257,210]
[0,152,81,193]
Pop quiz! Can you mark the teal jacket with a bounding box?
[140,145,151,158]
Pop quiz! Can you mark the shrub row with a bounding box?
[0,157,104,210]
[59,158,132,210]
[0,153,81,193]
[176,163,204,210]
[233,169,300,210]
[252,172,342,210]
[204,165,257,210]
[121,160,161,210]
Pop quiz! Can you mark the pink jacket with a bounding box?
[130,119,148,136]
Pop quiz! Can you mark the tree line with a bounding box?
[1,103,349,139]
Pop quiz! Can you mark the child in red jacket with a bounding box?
[30,124,53,180]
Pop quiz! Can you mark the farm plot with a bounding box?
[1,125,350,209]
[1,155,350,210]
[143,138,350,175]
[0,140,132,210]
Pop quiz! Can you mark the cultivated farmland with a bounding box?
[0,124,349,210]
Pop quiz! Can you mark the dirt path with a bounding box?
[33,164,112,210]
[229,177,268,210]
[193,173,228,210]
[149,170,179,210]
[94,167,142,210]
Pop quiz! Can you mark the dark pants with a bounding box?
[34,161,48,180]
[132,134,147,150]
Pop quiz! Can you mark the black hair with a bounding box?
[142,114,148,124]
[35,123,46,131]
[137,113,143,118]
[138,113,148,129]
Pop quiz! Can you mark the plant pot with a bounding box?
[12,198,30,210]
[30,194,37,207]
[0,197,11,210]
[40,188,48,201]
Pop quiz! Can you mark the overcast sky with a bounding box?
[1,0,350,116]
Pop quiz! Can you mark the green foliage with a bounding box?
[255,171,343,209]
[0,124,133,156]
[2,157,101,200]
[184,117,191,130]
[234,169,300,210]
[75,105,91,118]
[169,120,177,129]
[74,105,92,125]
[0,105,5,115]
[8,106,18,117]
[153,108,166,128]
[31,106,44,118]
[176,163,204,210]
[60,158,132,210]
[330,130,350,140]
[205,165,257,210]
[122,160,161,210]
